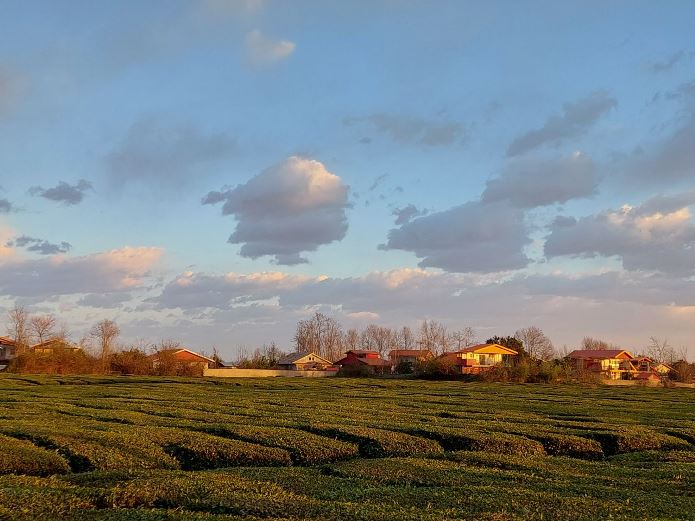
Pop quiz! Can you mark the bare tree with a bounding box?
[580,337,612,350]
[515,326,555,360]
[343,328,360,351]
[90,319,120,373]
[647,337,677,364]
[394,326,416,349]
[451,327,477,350]
[29,314,57,344]
[418,320,450,355]
[360,324,394,358]
[293,312,343,361]
[6,305,29,356]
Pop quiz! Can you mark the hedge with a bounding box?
[0,435,70,476]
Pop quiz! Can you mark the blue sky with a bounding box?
[1,0,695,357]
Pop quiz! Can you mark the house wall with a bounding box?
[204,368,337,378]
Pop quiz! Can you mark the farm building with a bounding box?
[568,350,669,381]
[31,338,81,354]
[0,336,16,362]
[568,349,634,379]
[335,350,391,374]
[439,343,518,374]
[150,348,216,370]
[389,349,433,370]
[276,352,333,370]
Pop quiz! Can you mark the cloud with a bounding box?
[6,236,72,255]
[507,91,617,156]
[203,156,350,264]
[0,198,12,213]
[0,67,23,116]
[105,117,235,189]
[632,113,695,184]
[28,179,92,206]
[392,204,427,225]
[345,113,466,146]
[649,50,691,74]
[76,292,134,309]
[544,192,695,275]
[245,30,295,65]
[482,152,599,208]
[0,246,163,297]
[380,200,530,273]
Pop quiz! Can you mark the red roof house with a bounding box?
[335,350,391,374]
[150,348,216,369]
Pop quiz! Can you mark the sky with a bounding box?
[1,0,695,358]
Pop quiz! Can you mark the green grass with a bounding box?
[0,375,693,520]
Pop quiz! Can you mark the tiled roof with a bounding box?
[568,349,633,360]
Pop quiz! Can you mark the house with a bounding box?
[632,357,672,376]
[31,338,81,355]
[276,351,333,371]
[334,350,391,374]
[389,349,433,370]
[568,349,635,380]
[439,343,518,374]
[150,348,216,370]
[0,336,16,362]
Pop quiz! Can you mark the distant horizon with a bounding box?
[1,1,694,359]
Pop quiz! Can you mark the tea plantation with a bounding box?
[0,375,693,520]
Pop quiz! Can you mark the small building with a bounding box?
[0,336,17,362]
[568,349,635,380]
[334,350,391,374]
[389,349,433,370]
[439,343,518,374]
[31,339,81,355]
[150,348,216,370]
[276,351,333,371]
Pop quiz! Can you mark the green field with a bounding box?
[0,375,693,521]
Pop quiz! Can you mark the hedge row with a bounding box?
[305,423,443,457]
[0,435,70,476]
[580,428,691,455]
[199,424,359,465]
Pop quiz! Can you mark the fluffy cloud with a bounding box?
[649,50,692,74]
[0,246,163,297]
[28,179,92,206]
[507,91,617,156]
[105,117,235,189]
[203,156,349,265]
[544,193,695,275]
[380,200,530,273]
[245,30,295,65]
[345,113,466,146]
[6,236,72,255]
[482,152,598,208]
[392,204,428,225]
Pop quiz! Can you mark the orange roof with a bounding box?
[454,343,519,355]
[151,348,214,363]
[568,349,633,360]
[0,336,16,347]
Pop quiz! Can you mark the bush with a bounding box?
[306,424,443,457]
[110,350,154,375]
[402,427,545,456]
[394,360,414,374]
[8,351,100,375]
[0,435,70,476]
[414,357,459,379]
[530,433,604,459]
[583,428,691,455]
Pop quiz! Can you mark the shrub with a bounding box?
[306,424,443,457]
[583,428,691,455]
[200,425,359,465]
[0,435,70,476]
[402,427,545,456]
[109,349,154,375]
[394,360,414,374]
[530,433,604,459]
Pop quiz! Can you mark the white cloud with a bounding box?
[245,30,295,65]
[203,156,350,265]
[380,200,530,273]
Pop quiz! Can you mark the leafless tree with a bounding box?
[29,314,57,344]
[90,319,120,372]
[451,327,477,350]
[360,324,395,357]
[394,326,416,349]
[343,328,360,351]
[515,326,555,360]
[418,320,450,355]
[580,337,613,350]
[293,312,343,361]
[647,337,677,364]
[6,305,29,356]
